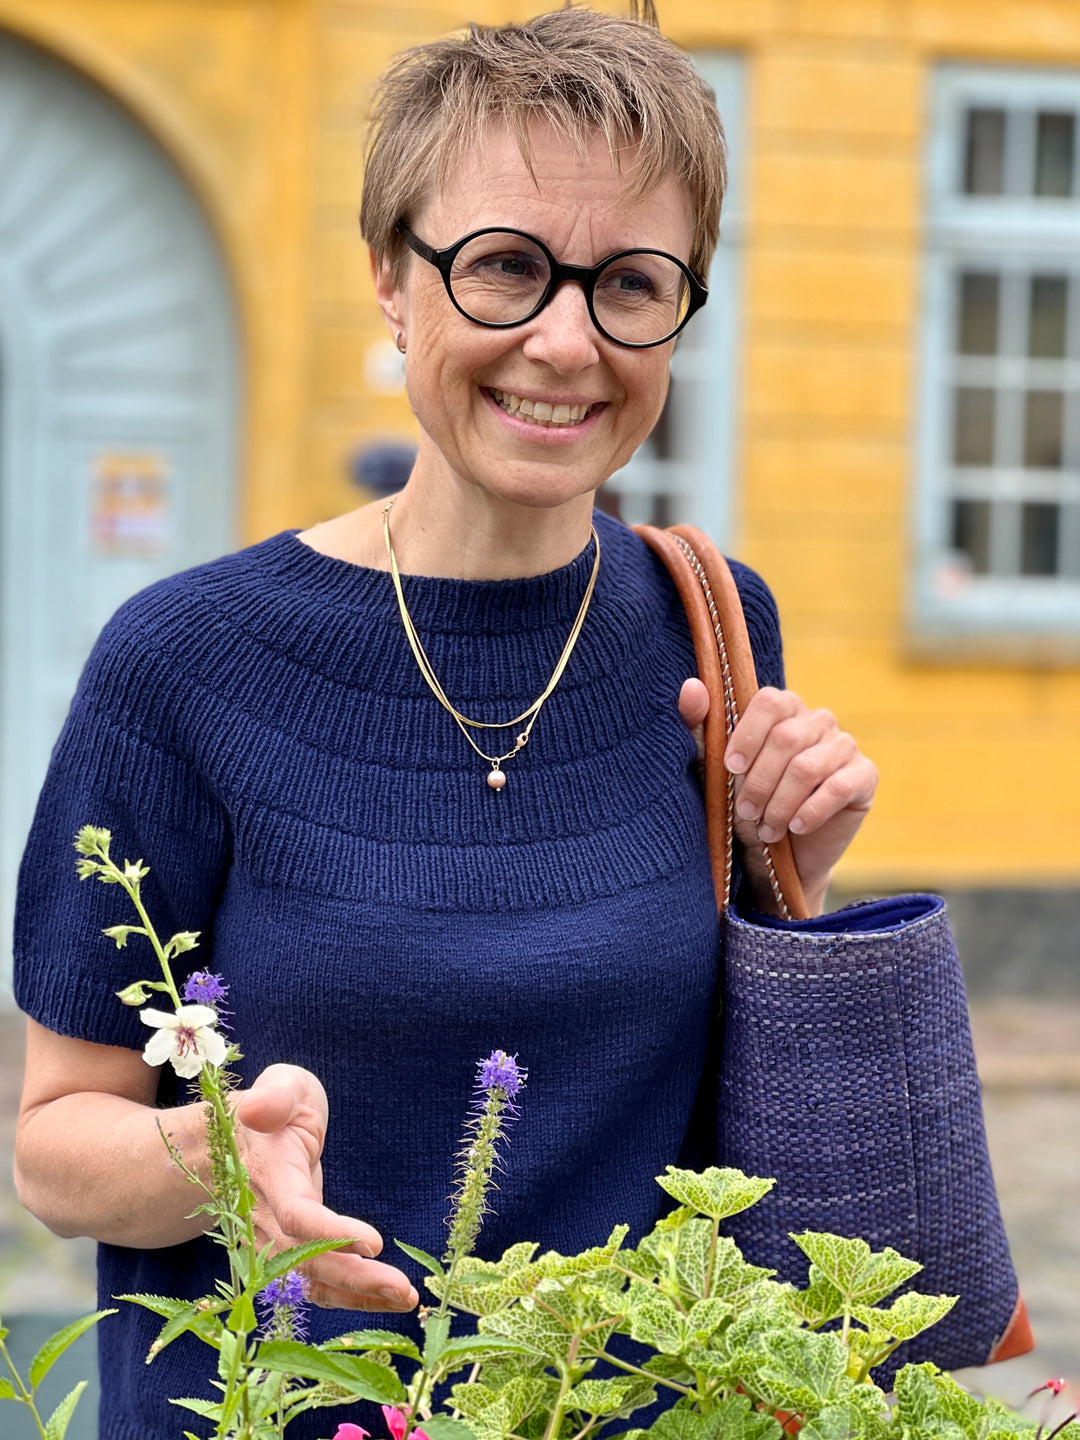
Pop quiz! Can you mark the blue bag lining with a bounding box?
[730,892,944,934]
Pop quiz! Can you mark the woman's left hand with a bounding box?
[679,678,878,916]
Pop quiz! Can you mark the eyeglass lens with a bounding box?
[448,232,692,344]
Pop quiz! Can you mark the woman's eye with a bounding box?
[473,252,543,281]
[599,268,655,299]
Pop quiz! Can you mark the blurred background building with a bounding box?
[1,0,1079,1434]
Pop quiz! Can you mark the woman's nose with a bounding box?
[520,280,601,372]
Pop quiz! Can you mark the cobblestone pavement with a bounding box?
[2,1004,1079,1433]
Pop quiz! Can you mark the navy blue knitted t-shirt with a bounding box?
[14,511,783,1440]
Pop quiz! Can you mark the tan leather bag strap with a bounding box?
[634,522,810,921]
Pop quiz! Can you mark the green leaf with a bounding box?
[0,1378,18,1399]
[424,1310,451,1364]
[786,1274,845,1328]
[320,1330,422,1360]
[419,1418,476,1440]
[437,1334,538,1365]
[257,1237,356,1289]
[28,1310,117,1388]
[851,1292,958,1343]
[789,1233,922,1307]
[655,1166,776,1221]
[147,1302,223,1361]
[650,1408,731,1440]
[395,1240,445,1276]
[227,1291,257,1335]
[170,1398,223,1419]
[43,1381,87,1440]
[478,1301,573,1362]
[567,1376,656,1419]
[118,1292,225,1322]
[755,1328,854,1414]
[256,1341,406,1403]
[624,1283,690,1354]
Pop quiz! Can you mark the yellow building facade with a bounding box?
[1,0,1079,896]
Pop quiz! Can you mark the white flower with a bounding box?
[139,1004,228,1079]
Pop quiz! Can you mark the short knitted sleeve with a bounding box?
[727,559,785,692]
[14,588,230,1051]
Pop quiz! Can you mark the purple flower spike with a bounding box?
[259,1271,306,1309]
[257,1269,307,1340]
[182,971,228,1006]
[479,1050,525,1097]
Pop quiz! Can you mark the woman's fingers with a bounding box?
[738,726,860,843]
[678,677,710,729]
[236,1063,418,1312]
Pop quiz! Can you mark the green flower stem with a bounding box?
[541,1331,581,1440]
[594,1349,692,1397]
[701,1216,721,1301]
[118,875,181,1007]
[0,1337,48,1440]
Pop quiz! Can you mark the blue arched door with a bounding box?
[0,32,240,997]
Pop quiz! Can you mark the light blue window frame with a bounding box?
[605,53,744,546]
[915,63,1080,643]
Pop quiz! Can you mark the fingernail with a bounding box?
[789,817,805,834]
[379,1286,407,1304]
[726,751,746,774]
[737,800,757,821]
[758,825,780,843]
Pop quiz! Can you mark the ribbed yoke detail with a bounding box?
[14,510,784,1440]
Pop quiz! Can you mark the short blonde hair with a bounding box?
[360,5,726,285]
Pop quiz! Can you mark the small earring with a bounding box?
[395,330,407,354]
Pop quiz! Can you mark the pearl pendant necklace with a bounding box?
[383,501,600,790]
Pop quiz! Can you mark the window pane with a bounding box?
[1021,502,1060,574]
[953,387,996,464]
[1028,275,1068,357]
[952,499,992,574]
[964,107,1006,194]
[1035,111,1075,196]
[1023,390,1064,467]
[958,271,1000,353]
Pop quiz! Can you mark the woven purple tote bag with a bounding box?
[636,522,1032,1382]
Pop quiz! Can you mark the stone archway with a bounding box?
[0,30,241,995]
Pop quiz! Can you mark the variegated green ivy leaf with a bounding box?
[651,1394,783,1440]
[566,1376,656,1419]
[797,1390,893,1440]
[477,1300,572,1363]
[754,1328,855,1415]
[656,1166,776,1221]
[789,1233,923,1306]
[785,1272,845,1328]
[623,1282,692,1354]
[851,1292,958,1343]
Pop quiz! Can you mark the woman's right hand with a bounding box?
[16,1022,417,1312]
[236,1063,417,1311]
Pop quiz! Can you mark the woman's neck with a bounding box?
[300,472,597,581]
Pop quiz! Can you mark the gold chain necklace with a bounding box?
[383,499,600,790]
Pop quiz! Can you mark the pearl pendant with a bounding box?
[487,766,507,791]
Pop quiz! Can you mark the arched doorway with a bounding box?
[0,31,241,997]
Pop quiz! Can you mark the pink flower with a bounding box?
[333,1426,370,1440]
[382,1406,430,1440]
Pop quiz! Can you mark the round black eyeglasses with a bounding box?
[395,222,707,349]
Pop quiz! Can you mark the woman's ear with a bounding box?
[370,247,404,335]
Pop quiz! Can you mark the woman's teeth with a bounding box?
[490,389,593,426]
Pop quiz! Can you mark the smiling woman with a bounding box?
[11,7,878,1440]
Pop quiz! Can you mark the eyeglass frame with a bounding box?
[394,221,708,350]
